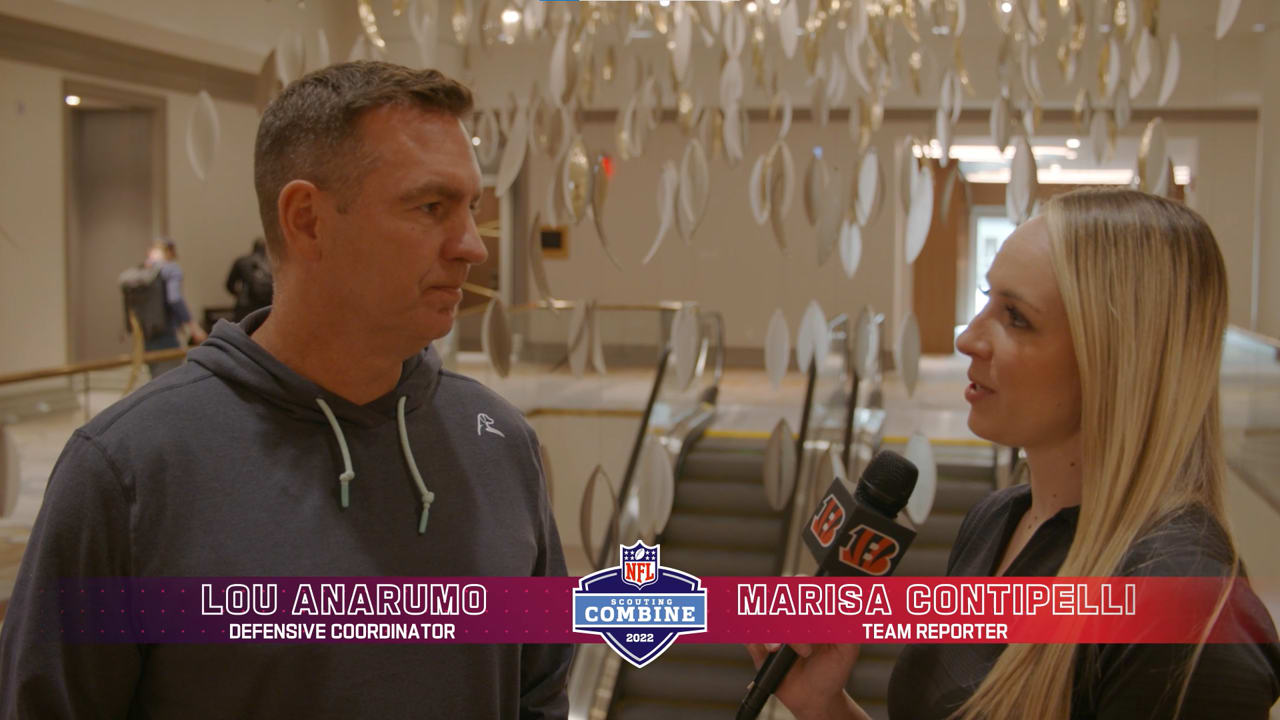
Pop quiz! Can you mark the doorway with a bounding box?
[64,82,166,363]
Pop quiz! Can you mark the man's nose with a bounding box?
[452,213,489,265]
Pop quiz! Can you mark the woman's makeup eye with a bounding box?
[1006,304,1030,328]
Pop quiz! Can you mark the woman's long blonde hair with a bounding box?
[957,188,1235,719]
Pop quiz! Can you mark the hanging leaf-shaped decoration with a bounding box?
[1103,35,1122,99]
[1130,29,1155,97]
[748,154,770,226]
[1073,88,1093,130]
[494,105,528,198]
[990,94,1012,153]
[765,308,791,390]
[778,0,799,59]
[1138,117,1168,194]
[1006,135,1039,226]
[185,90,221,182]
[473,110,501,166]
[904,161,933,265]
[356,0,389,51]
[720,57,744,110]
[588,300,607,375]
[853,305,881,380]
[895,311,922,398]
[936,108,953,168]
[522,0,544,37]
[561,135,590,224]
[1114,79,1132,129]
[903,432,937,526]
[1216,0,1242,40]
[549,27,577,107]
[816,169,845,268]
[1089,110,1113,164]
[795,300,828,375]
[275,29,305,87]
[855,148,882,227]
[772,90,794,140]
[644,161,680,264]
[452,0,471,44]
[673,5,694,83]
[677,138,711,240]
[1158,34,1180,107]
[670,305,700,391]
[311,29,331,73]
[838,219,863,279]
[589,154,623,271]
[768,149,789,254]
[481,298,512,377]
[639,437,675,536]
[579,465,618,570]
[803,148,831,227]
[762,418,797,510]
[567,301,590,378]
[723,102,745,164]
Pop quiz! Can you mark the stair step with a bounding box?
[662,513,786,551]
[913,512,966,547]
[931,477,995,514]
[664,643,754,664]
[673,480,775,517]
[681,449,766,481]
[662,546,778,576]
[610,699,740,720]
[616,658,755,706]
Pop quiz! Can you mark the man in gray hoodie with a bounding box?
[0,62,573,718]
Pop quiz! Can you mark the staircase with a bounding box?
[604,436,998,720]
[607,435,784,720]
[849,461,997,720]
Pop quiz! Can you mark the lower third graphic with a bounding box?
[572,541,707,667]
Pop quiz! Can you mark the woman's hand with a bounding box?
[744,643,865,720]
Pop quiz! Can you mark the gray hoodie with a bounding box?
[0,310,573,719]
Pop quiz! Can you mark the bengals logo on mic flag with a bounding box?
[838,524,900,576]
[810,494,846,547]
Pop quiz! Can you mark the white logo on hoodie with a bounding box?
[477,413,505,437]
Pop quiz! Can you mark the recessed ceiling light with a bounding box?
[64,94,81,106]
[1066,138,1081,149]
[1000,2,1013,13]
[1252,23,1266,33]
[471,136,481,146]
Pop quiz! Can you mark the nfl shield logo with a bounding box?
[621,542,659,590]
[572,540,707,667]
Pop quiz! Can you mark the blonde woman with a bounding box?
[749,189,1280,719]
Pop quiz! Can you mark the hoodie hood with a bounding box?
[187,307,443,430]
[186,307,444,531]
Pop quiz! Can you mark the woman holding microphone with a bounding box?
[749,189,1280,719]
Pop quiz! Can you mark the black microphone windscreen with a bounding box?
[852,450,919,519]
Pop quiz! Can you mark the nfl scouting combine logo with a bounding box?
[572,541,707,667]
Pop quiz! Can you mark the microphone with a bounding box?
[736,450,919,720]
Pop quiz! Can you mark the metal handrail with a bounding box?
[596,344,672,570]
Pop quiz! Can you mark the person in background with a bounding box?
[224,238,273,322]
[747,189,1280,719]
[144,238,206,377]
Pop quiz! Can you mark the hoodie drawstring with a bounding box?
[315,397,354,509]
[397,396,436,534]
[315,396,436,534]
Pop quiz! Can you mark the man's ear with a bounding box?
[277,180,324,262]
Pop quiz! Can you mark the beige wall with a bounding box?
[0,60,67,377]
[0,57,270,375]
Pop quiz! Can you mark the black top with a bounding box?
[886,484,1280,719]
